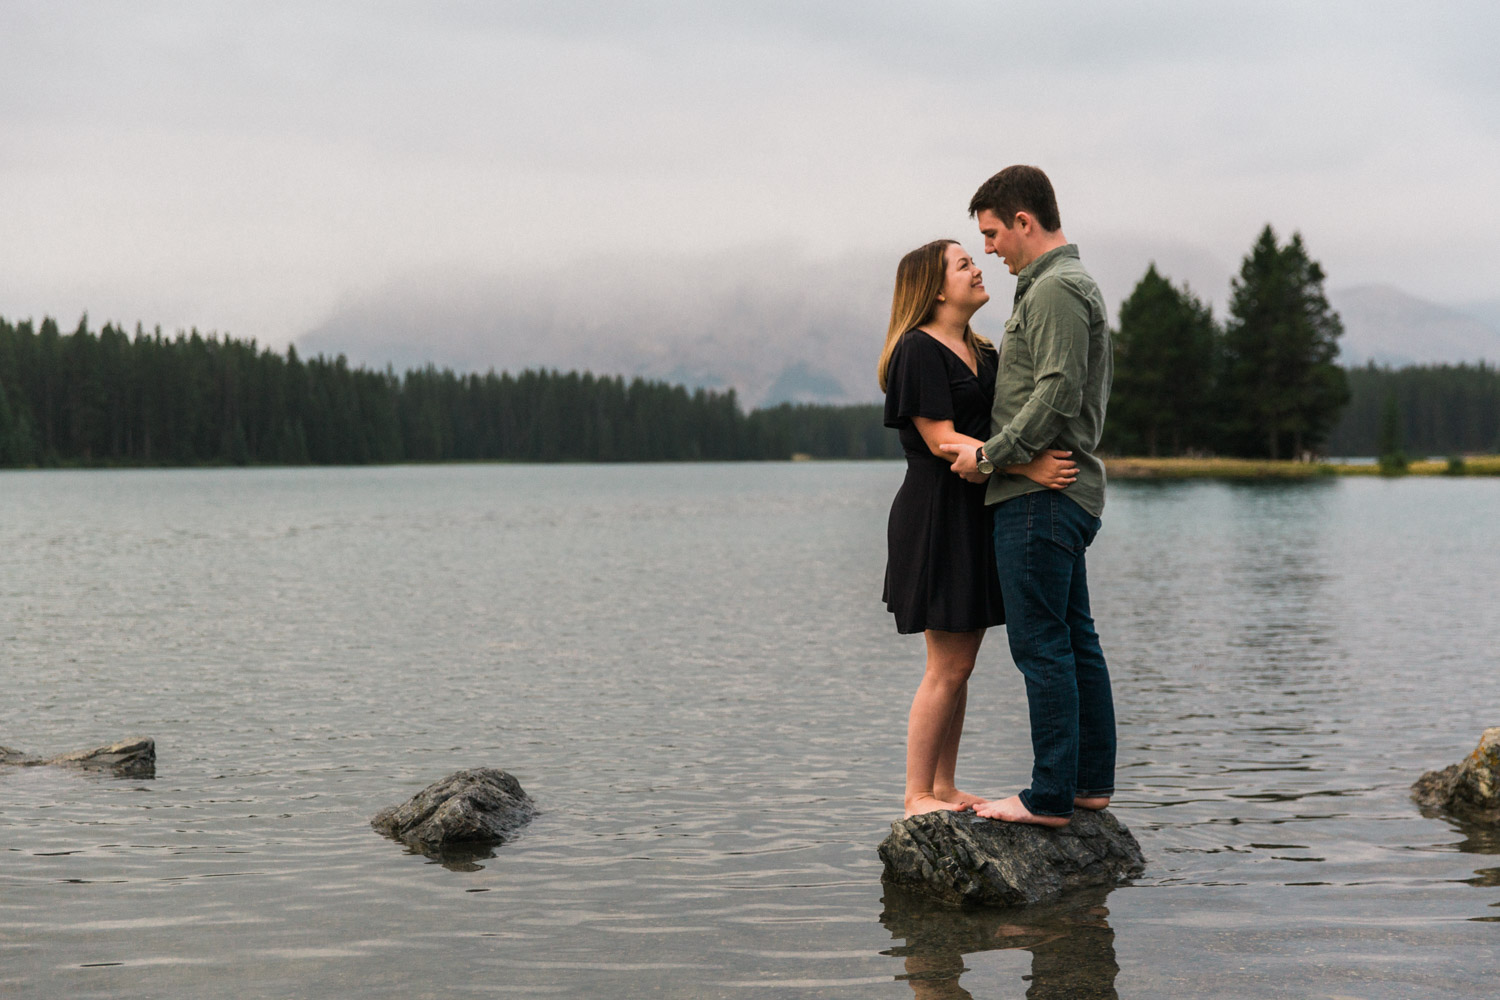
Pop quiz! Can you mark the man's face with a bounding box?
[976,208,1026,275]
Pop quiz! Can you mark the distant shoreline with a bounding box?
[1105,456,1500,479]
[4,455,1499,475]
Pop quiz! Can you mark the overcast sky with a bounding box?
[3,1,1497,356]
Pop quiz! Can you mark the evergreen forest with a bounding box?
[0,314,898,466]
[1104,226,1498,459]
[1104,226,1350,458]
[2,226,1493,468]
[1322,362,1500,458]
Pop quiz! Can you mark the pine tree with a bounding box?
[0,378,15,466]
[1110,264,1218,456]
[1377,391,1407,473]
[1220,227,1349,458]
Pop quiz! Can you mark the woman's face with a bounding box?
[940,243,989,312]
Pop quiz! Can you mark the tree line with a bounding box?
[0,314,899,466]
[4,224,1492,468]
[1105,225,1350,459]
[1323,361,1500,458]
[1106,225,1499,459]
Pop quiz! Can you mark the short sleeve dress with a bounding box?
[882,329,1006,634]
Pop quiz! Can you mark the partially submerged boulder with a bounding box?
[878,808,1145,907]
[372,768,536,853]
[0,737,155,778]
[1413,727,1500,824]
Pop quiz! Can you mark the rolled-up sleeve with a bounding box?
[983,278,1091,466]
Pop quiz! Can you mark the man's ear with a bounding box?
[1012,211,1034,236]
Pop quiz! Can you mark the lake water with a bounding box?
[2,464,1497,999]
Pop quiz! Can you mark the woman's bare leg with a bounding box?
[932,680,989,810]
[905,628,985,818]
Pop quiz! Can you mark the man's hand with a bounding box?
[937,444,989,484]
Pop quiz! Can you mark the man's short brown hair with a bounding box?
[968,165,1062,232]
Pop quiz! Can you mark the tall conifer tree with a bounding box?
[1110,264,1218,456]
[1220,226,1349,458]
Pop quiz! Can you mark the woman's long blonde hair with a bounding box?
[876,239,992,392]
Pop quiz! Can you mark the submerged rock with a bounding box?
[1413,728,1500,824]
[878,808,1145,907]
[0,737,155,778]
[372,768,536,853]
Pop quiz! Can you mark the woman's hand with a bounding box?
[1008,449,1078,489]
[911,418,984,469]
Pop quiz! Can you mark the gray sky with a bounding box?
[3,1,1497,356]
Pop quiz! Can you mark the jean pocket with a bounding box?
[1048,494,1092,553]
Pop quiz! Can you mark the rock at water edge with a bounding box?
[878,807,1145,907]
[1413,727,1500,824]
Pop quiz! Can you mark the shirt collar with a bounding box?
[1015,243,1079,301]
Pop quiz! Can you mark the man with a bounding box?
[941,165,1115,827]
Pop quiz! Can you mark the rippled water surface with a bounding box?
[2,465,1497,998]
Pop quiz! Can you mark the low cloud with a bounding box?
[298,235,1244,406]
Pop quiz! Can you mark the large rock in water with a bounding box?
[879,808,1145,907]
[0,737,155,778]
[372,768,536,852]
[1412,728,1500,824]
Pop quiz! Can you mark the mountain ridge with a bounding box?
[298,256,1499,407]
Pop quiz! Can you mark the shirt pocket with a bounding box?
[999,314,1028,370]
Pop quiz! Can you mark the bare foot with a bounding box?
[1074,796,1111,811]
[904,793,963,818]
[972,794,1070,827]
[934,787,989,811]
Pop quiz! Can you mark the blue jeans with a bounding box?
[992,492,1116,817]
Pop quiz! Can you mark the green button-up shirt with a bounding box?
[982,244,1113,517]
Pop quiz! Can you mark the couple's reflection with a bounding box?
[880,881,1120,999]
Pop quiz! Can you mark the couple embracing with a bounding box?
[880,165,1115,826]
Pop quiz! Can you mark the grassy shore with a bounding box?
[1105,455,1500,479]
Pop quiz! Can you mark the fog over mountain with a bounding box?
[299,238,1500,406]
[1328,286,1500,367]
[300,247,891,407]
[7,5,1499,359]
[298,236,1237,407]
[1455,299,1500,339]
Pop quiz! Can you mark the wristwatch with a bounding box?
[975,446,994,475]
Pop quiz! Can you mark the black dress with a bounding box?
[882,329,1006,634]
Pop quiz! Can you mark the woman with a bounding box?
[878,239,1077,818]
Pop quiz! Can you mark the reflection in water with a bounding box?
[6,471,1500,997]
[880,881,1120,999]
[372,835,500,872]
[1429,815,1500,858]
[1224,482,1339,664]
[1438,817,1500,919]
[422,842,498,873]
